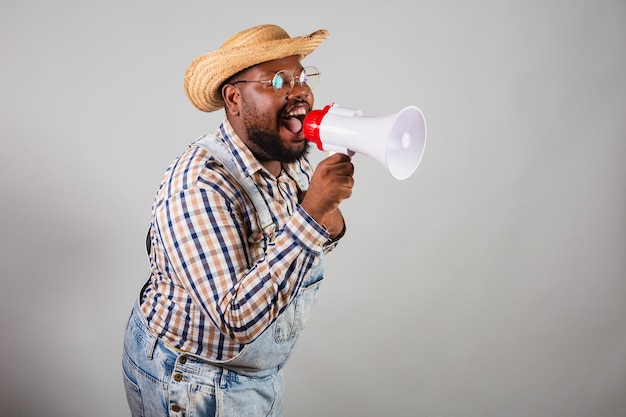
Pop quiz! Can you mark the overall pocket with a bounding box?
[274,276,322,343]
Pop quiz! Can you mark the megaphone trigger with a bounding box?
[302,103,427,180]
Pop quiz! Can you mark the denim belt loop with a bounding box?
[219,368,228,389]
[146,329,158,361]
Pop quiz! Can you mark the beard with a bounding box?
[241,103,310,163]
[244,128,310,163]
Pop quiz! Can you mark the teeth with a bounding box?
[287,107,307,117]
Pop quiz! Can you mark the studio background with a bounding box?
[1,1,624,416]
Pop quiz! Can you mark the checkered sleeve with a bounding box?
[154,171,329,345]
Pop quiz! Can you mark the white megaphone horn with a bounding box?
[303,103,427,180]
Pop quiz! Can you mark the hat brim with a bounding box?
[184,29,328,113]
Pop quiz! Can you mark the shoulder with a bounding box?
[154,142,246,208]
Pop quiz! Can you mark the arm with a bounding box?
[322,209,346,242]
[154,178,330,345]
[300,152,353,242]
[297,197,346,244]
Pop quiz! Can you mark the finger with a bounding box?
[324,152,351,164]
[334,160,354,176]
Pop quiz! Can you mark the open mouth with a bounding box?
[281,106,308,135]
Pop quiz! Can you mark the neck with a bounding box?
[261,160,282,177]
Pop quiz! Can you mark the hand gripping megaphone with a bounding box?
[303,103,427,180]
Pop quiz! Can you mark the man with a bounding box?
[122,24,354,416]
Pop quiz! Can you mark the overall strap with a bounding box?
[193,135,275,237]
[146,134,309,256]
[290,164,309,194]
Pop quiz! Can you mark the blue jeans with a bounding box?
[122,262,323,416]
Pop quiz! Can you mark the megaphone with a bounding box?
[303,103,427,180]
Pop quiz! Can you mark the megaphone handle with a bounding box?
[323,144,355,156]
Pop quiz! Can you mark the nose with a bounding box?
[286,81,311,100]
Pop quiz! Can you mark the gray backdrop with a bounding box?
[1,1,624,416]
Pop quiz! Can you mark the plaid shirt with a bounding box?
[139,118,340,361]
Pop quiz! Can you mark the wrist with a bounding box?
[326,221,346,243]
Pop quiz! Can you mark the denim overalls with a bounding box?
[123,135,324,417]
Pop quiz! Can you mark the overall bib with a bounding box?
[123,135,323,417]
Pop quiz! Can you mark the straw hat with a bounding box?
[184,24,329,112]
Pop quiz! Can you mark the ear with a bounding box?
[222,84,241,116]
